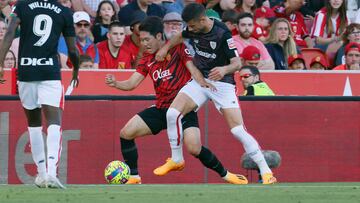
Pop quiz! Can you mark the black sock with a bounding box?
[196,146,227,177]
[120,138,138,175]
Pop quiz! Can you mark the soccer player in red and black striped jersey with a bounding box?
[0,0,79,189]
[105,16,247,184]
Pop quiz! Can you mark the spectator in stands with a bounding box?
[79,54,95,69]
[0,18,6,42]
[0,0,12,19]
[273,0,313,48]
[92,0,117,43]
[233,12,275,70]
[253,6,276,42]
[235,0,257,14]
[222,9,239,36]
[122,10,147,68]
[239,65,275,96]
[265,18,298,70]
[3,50,16,69]
[118,0,165,26]
[72,0,119,18]
[288,54,306,70]
[334,23,360,66]
[240,45,261,67]
[98,21,132,69]
[309,55,328,70]
[333,42,360,70]
[59,11,99,69]
[310,0,348,49]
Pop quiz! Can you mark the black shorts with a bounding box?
[137,106,199,135]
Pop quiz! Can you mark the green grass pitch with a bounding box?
[1,183,360,203]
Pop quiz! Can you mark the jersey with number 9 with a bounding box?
[12,0,75,82]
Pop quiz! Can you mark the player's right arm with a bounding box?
[0,14,20,84]
[105,72,145,91]
[155,33,183,61]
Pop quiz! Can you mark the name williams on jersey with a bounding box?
[28,1,62,14]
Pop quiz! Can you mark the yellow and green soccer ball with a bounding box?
[104,160,130,184]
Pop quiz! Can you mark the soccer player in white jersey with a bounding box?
[154,3,277,184]
[0,0,79,188]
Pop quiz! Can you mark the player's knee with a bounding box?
[166,108,181,123]
[184,139,201,156]
[120,128,135,140]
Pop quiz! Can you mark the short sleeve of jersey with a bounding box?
[135,55,150,77]
[221,30,238,59]
[62,8,75,37]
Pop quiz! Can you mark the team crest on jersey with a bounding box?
[118,62,125,69]
[226,38,236,50]
[210,41,216,50]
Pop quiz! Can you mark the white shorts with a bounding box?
[179,79,240,112]
[18,80,64,110]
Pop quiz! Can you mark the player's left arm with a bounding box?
[0,14,20,83]
[208,32,242,81]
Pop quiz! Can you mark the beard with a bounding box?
[239,30,251,39]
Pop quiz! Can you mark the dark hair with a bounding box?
[94,0,117,24]
[182,3,206,22]
[342,23,360,44]
[139,16,164,37]
[108,20,124,31]
[6,50,16,68]
[237,12,253,24]
[222,9,239,24]
[79,54,93,64]
[235,0,257,13]
[240,65,260,77]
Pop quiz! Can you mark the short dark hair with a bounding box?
[109,20,124,31]
[139,16,163,37]
[182,3,205,22]
[237,12,253,24]
[79,54,93,63]
[240,65,260,77]
[222,10,239,24]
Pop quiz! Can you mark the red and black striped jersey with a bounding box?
[136,43,192,108]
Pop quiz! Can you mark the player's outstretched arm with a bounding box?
[105,72,145,91]
[185,60,216,91]
[155,33,183,61]
[65,36,80,87]
[0,15,20,84]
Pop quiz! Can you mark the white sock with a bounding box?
[46,124,62,177]
[28,127,46,177]
[231,125,272,175]
[166,108,184,163]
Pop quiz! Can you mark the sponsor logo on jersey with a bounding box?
[152,69,172,81]
[20,57,54,66]
[194,47,216,59]
[210,41,217,50]
[227,38,236,50]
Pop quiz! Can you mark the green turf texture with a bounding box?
[1,183,359,203]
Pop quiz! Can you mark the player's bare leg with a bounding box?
[183,127,248,184]
[153,93,195,176]
[43,105,65,189]
[120,115,153,184]
[24,108,47,188]
[222,107,276,184]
